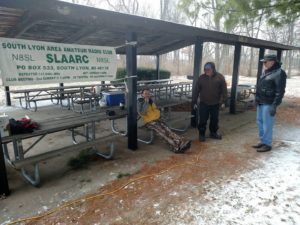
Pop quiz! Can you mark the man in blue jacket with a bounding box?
[253,54,287,152]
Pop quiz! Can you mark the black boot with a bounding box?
[257,145,272,152]
[209,132,222,140]
[199,134,205,142]
[177,140,192,153]
[252,143,264,148]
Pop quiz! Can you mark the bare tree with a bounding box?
[160,0,170,20]
[106,0,139,14]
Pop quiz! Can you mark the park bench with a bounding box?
[1,110,127,186]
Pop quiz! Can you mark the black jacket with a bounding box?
[256,63,287,106]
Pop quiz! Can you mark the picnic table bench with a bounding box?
[227,84,256,110]
[111,99,193,145]
[71,92,102,113]
[137,82,192,100]
[1,109,127,186]
[8,83,111,112]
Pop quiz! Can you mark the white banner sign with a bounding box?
[0,37,117,85]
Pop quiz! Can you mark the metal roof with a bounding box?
[0,0,299,55]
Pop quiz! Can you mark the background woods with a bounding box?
[65,0,300,77]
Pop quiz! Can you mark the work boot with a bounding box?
[257,145,272,152]
[209,132,222,140]
[177,140,192,153]
[252,143,264,148]
[199,134,205,142]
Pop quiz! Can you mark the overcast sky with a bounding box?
[61,0,161,18]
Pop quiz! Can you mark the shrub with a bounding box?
[115,68,171,81]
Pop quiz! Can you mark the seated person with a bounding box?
[138,88,191,153]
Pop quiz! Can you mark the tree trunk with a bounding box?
[248,48,254,77]
[211,0,221,69]
[287,22,295,78]
[287,50,293,77]
[173,50,180,74]
[220,45,230,74]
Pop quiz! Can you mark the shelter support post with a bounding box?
[156,54,160,80]
[256,48,265,87]
[277,49,282,62]
[230,44,242,114]
[0,133,10,196]
[126,32,138,150]
[5,86,11,106]
[191,37,203,127]
[59,83,64,99]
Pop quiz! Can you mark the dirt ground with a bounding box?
[1,76,300,225]
[0,96,299,225]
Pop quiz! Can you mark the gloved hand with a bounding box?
[138,98,144,103]
[193,104,198,110]
[269,105,277,116]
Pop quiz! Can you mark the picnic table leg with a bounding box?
[0,133,10,196]
[16,139,25,160]
[21,164,40,187]
[111,119,127,136]
[137,129,154,144]
[13,138,41,186]
[91,122,115,160]
[84,124,90,141]
[25,92,30,109]
[12,139,21,160]
[67,93,72,110]
[91,121,96,140]
[94,141,115,160]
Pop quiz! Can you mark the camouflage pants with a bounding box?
[146,119,186,152]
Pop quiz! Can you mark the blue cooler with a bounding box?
[102,91,125,106]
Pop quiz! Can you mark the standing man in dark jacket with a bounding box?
[253,54,287,152]
[193,62,228,142]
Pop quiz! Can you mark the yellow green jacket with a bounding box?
[138,98,160,124]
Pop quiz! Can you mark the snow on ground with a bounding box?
[171,144,300,225]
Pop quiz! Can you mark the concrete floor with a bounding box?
[1,99,300,225]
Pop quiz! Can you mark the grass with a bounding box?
[67,148,93,170]
[117,172,132,179]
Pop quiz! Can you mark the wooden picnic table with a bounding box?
[8,83,111,111]
[50,89,83,110]
[227,84,256,101]
[71,91,103,113]
[226,84,256,110]
[1,108,127,186]
[137,82,192,100]
[137,79,173,85]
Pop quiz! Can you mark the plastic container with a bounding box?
[95,85,102,94]
[102,91,125,106]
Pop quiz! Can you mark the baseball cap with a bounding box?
[204,63,213,70]
[260,54,278,62]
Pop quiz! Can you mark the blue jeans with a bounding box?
[256,104,275,146]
